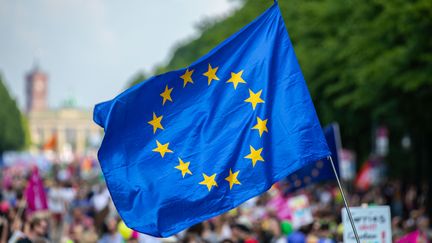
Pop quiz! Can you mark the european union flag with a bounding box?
[94,2,329,237]
[283,123,342,193]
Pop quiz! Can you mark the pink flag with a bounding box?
[397,230,430,243]
[25,166,48,214]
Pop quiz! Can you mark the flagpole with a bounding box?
[328,156,361,243]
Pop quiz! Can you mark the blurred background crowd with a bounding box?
[0,157,430,242]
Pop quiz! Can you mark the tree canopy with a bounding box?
[0,75,26,153]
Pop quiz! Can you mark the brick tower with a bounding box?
[26,64,48,113]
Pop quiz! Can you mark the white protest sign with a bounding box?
[287,194,313,229]
[342,206,392,243]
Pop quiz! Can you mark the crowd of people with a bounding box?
[0,157,430,243]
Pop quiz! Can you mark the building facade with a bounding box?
[26,65,101,155]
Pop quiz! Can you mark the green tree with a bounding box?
[282,0,432,180]
[0,75,26,154]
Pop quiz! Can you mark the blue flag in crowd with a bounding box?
[93,2,330,237]
[283,123,341,193]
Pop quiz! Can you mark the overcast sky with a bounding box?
[0,0,239,109]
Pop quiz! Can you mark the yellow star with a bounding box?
[244,145,264,167]
[226,70,246,89]
[225,169,241,189]
[180,68,194,87]
[244,89,264,110]
[203,64,220,85]
[160,85,173,105]
[152,140,173,158]
[148,112,163,134]
[175,158,192,178]
[252,117,268,137]
[199,173,218,191]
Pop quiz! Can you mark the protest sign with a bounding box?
[287,194,313,229]
[342,206,392,243]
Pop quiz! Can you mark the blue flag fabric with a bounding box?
[94,2,329,237]
[283,123,341,193]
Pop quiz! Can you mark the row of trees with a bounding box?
[131,0,432,183]
[0,75,26,156]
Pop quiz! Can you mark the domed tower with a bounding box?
[26,64,48,113]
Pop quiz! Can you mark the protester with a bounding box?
[15,216,49,243]
[98,217,122,243]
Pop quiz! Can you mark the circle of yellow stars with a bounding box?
[146,64,268,192]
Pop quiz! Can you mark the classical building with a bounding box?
[25,65,101,155]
